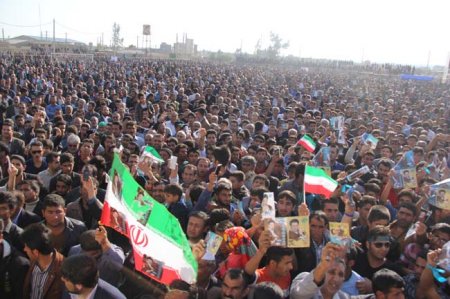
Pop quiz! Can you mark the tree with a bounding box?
[267,32,289,59]
[112,22,123,51]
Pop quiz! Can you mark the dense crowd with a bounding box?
[0,53,449,299]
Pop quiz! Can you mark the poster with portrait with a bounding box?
[434,189,450,210]
[285,216,310,248]
[205,231,223,256]
[268,218,287,247]
[400,168,417,189]
[330,116,344,130]
[262,192,276,220]
[141,254,164,279]
[329,222,351,247]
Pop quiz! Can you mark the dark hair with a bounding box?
[61,254,99,288]
[229,171,245,182]
[310,210,329,226]
[252,281,284,299]
[397,189,416,203]
[208,209,231,228]
[0,141,10,155]
[79,230,102,251]
[216,183,232,194]
[377,158,393,169]
[213,145,231,165]
[42,193,65,209]
[372,268,404,294]
[164,184,183,200]
[60,152,75,164]
[358,195,377,209]
[250,187,268,201]
[322,196,340,209]
[223,268,249,289]
[253,174,270,188]
[188,210,209,224]
[368,225,391,242]
[295,163,306,178]
[266,246,294,263]
[18,179,40,194]
[89,155,106,172]
[364,183,381,195]
[10,154,25,165]
[431,223,450,236]
[368,205,391,224]
[2,118,14,127]
[55,173,73,187]
[277,190,296,206]
[0,191,16,210]
[46,151,60,164]
[398,201,418,217]
[20,223,54,254]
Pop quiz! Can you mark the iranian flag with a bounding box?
[298,135,317,153]
[141,146,164,163]
[101,154,197,285]
[304,165,338,198]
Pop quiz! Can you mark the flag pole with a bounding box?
[302,164,306,205]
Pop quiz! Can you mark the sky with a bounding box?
[0,0,449,66]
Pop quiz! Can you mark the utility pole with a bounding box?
[2,28,4,42]
[137,35,139,49]
[52,18,55,53]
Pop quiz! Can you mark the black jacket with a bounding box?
[15,208,42,229]
[41,216,87,256]
[0,240,30,299]
[3,222,24,253]
[62,279,126,299]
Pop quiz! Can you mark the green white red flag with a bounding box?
[304,165,338,198]
[298,135,317,153]
[141,146,164,163]
[100,154,197,285]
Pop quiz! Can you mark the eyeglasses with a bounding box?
[68,144,79,148]
[31,150,42,154]
[373,242,391,248]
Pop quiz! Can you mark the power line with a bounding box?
[0,20,52,28]
[55,21,101,36]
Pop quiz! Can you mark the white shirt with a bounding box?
[69,285,98,299]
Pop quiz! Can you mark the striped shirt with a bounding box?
[30,254,54,299]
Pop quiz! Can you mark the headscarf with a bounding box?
[217,227,257,279]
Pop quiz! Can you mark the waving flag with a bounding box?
[141,146,164,163]
[304,165,338,198]
[428,178,450,210]
[101,154,197,285]
[298,135,317,153]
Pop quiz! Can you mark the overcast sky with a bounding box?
[1,0,449,66]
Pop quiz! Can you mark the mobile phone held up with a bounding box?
[83,167,91,182]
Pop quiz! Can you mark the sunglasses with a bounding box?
[373,242,391,249]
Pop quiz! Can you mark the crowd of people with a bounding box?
[0,52,449,299]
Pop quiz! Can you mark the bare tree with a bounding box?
[112,22,123,51]
[267,32,289,58]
